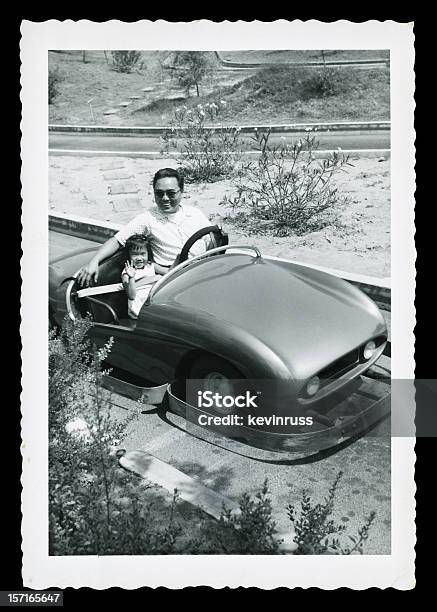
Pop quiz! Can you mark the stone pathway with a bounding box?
[100,68,253,124]
[102,77,178,123]
[99,160,143,213]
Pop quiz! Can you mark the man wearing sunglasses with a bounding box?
[77,167,213,286]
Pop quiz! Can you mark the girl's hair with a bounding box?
[153,167,184,191]
[125,234,153,261]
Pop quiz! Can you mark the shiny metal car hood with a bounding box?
[152,254,387,380]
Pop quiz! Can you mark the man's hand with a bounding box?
[77,259,99,287]
[153,262,170,276]
[169,256,180,271]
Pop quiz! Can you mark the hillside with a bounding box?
[49,51,390,127]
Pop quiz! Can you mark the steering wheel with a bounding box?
[178,225,228,264]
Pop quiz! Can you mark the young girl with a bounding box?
[121,234,159,319]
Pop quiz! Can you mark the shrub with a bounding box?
[161,101,246,183]
[300,67,347,100]
[48,68,64,104]
[220,130,353,236]
[287,471,376,554]
[194,479,281,554]
[49,317,185,555]
[111,50,142,73]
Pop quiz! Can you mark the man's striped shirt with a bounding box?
[115,204,211,266]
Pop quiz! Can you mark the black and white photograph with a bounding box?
[21,20,415,590]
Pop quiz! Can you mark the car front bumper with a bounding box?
[167,375,390,456]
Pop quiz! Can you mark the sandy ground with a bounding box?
[49,155,390,278]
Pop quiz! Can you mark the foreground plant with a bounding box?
[287,471,376,554]
[161,101,246,183]
[49,317,184,555]
[220,130,353,236]
[193,479,281,554]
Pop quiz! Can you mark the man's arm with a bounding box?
[195,210,216,251]
[153,262,170,275]
[77,237,121,286]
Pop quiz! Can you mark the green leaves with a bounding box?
[194,478,281,555]
[161,101,245,183]
[110,51,142,74]
[287,471,376,555]
[221,131,353,236]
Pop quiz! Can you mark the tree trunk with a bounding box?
[82,50,87,63]
[195,82,200,97]
[321,50,326,68]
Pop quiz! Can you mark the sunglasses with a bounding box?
[154,189,181,199]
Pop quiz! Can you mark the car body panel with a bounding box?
[50,246,99,319]
[150,253,387,381]
[90,304,293,389]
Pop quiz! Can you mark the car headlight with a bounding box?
[363,340,377,360]
[306,376,320,397]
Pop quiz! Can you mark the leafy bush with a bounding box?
[48,68,64,104]
[300,67,347,99]
[220,130,353,236]
[287,471,376,554]
[161,101,246,183]
[192,479,281,554]
[49,317,185,555]
[111,50,142,73]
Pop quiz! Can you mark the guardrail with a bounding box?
[49,120,390,135]
[49,211,120,244]
[49,212,390,311]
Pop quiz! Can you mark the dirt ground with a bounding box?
[49,155,390,278]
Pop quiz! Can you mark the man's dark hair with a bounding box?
[153,167,184,191]
[125,234,153,261]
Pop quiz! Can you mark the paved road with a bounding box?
[49,130,390,154]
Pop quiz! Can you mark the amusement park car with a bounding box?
[49,226,390,455]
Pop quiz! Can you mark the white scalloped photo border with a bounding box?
[20,19,415,590]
